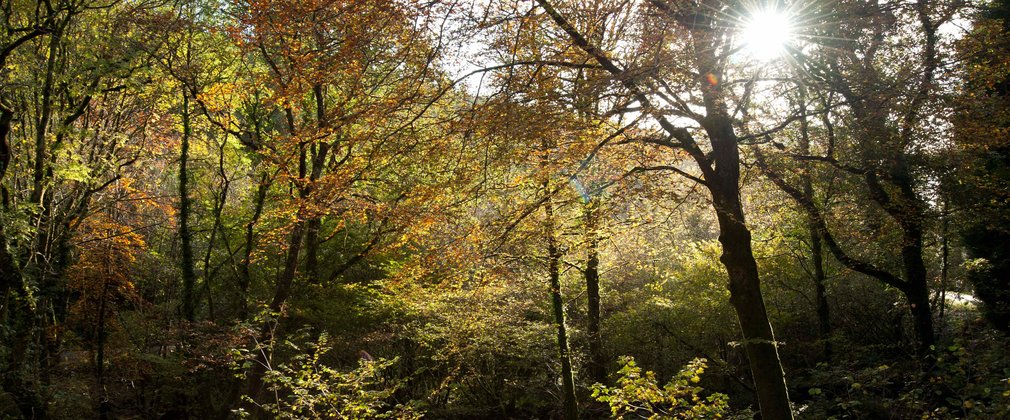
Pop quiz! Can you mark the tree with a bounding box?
[759,0,966,357]
[66,209,146,418]
[0,1,158,415]
[535,1,794,417]
[950,0,1010,332]
[543,173,579,420]
[225,0,450,407]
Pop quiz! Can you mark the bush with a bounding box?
[592,356,730,419]
[233,333,421,419]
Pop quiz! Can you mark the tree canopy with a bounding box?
[2,0,1009,419]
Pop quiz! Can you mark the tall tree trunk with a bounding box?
[0,104,12,209]
[200,139,230,323]
[893,138,934,355]
[304,217,321,282]
[545,185,578,420]
[30,25,59,205]
[937,200,949,330]
[244,218,305,404]
[304,84,328,283]
[699,53,794,420]
[797,88,832,361]
[900,221,935,357]
[245,108,312,406]
[0,106,16,296]
[809,225,832,360]
[239,174,270,320]
[711,192,793,420]
[820,0,940,359]
[179,93,197,322]
[29,28,62,335]
[584,199,606,384]
[863,153,936,356]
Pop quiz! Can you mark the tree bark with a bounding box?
[304,84,329,283]
[0,105,16,296]
[810,224,832,360]
[797,89,832,360]
[900,222,935,356]
[246,106,314,406]
[937,201,949,330]
[29,24,60,205]
[200,139,231,323]
[584,199,606,384]
[239,174,270,321]
[0,104,12,209]
[707,149,793,419]
[545,183,578,420]
[697,35,794,419]
[180,93,197,322]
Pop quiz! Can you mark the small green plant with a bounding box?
[233,332,421,419]
[592,356,729,419]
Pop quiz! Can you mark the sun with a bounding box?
[740,8,794,61]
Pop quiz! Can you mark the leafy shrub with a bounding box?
[233,333,421,419]
[592,356,729,419]
[796,330,1010,419]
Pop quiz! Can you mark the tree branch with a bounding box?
[755,150,908,292]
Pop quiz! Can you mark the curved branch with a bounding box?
[535,0,714,181]
[755,150,908,292]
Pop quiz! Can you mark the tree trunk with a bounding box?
[180,93,197,322]
[810,227,832,360]
[0,104,12,209]
[200,140,230,323]
[887,149,936,356]
[900,222,935,357]
[797,89,832,361]
[245,107,312,406]
[864,154,935,356]
[30,25,59,205]
[0,106,16,295]
[239,174,270,321]
[545,187,578,420]
[304,84,328,283]
[714,204,794,419]
[304,217,321,282]
[937,201,949,331]
[705,111,793,419]
[245,220,305,404]
[584,199,606,384]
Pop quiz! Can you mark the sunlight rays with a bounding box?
[740,8,795,61]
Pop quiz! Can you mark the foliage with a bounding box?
[233,332,421,419]
[395,282,558,418]
[65,212,146,348]
[592,356,729,419]
[796,327,1010,419]
[604,238,738,381]
[951,0,1010,332]
[3,0,1010,419]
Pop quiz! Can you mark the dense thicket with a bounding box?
[1,0,1008,419]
